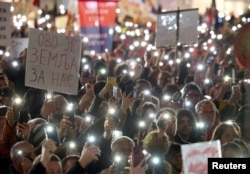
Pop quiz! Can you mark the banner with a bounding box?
[25,29,81,95]
[0,2,11,47]
[181,140,222,174]
[10,38,29,60]
[78,0,117,53]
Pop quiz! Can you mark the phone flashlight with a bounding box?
[112,130,122,140]
[151,156,160,165]
[12,60,19,67]
[87,135,96,145]
[149,113,155,119]
[143,90,150,96]
[109,108,116,115]
[100,69,106,74]
[69,141,76,149]
[14,97,22,105]
[196,121,205,129]
[138,120,146,129]
[163,94,171,101]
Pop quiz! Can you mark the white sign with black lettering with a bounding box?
[25,29,81,95]
[0,2,11,47]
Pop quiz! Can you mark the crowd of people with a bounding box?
[1,3,250,174]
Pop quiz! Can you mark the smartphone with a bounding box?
[171,91,181,102]
[67,104,75,128]
[18,110,29,123]
[107,77,116,86]
[44,124,60,146]
[132,145,145,167]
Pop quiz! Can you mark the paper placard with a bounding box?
[25,29,81,95]
[10,38,29,60]
[181,140,222,174]
[0,2,11,47]
[156,9,199,48]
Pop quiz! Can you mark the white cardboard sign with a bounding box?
[25,29,81,95]
[0,2,11,47]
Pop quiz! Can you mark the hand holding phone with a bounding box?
[132,145,145,167]
[18,111,30,123]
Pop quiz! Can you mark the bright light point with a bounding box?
[82,58,87,63]
[225,120,234,125]
[204,78,210,84]
[69,142,76,148]
[152,157,160,164]
[163,95,171,101]
[11,6,14,12]
[136,58,141,62]
[129,71,135,77]
[85,115,91,122]
[45,14,50,20]
[225,16,231,21]
[232,26,237,31]
[129,45,134,50]
[114,155,121,163]
[146,22,152,27]
[84,64,89,70]
[159,62,164,66]
[244,79,250,84]
[37,9,42,15]
[116,58,122,63]
[144,29,149,35]
[217,34,223,40]
[0,50,3,55]
[47,23,52,29]
[90,50,95,56]
[184,53,190,59]
[176,58,181,64]
[177,42,181,46]
[163,113,170,119]
[120,34,126,40]
[46,125,54,132]
[197,64,204,71]
[164,55,169,60]
[141,41,147,47]
[207,39,212,44]
[242,17,247,23]
[138,121,146,128]
[83,37,89,43]
[196,122,205,129]
[109,108,116,115]
[186,63,191,68]
[46,93,52,99]
[185,101,191,107]
[100,69,106,74]
[4,52,10,57]
[211,34,216,39]
[67,103,74,111]
[12,61,18,67]
[88,135,96,143]
[154,51,159,57]
[143,90,150,95]
[237,24,242,29]
[17,150,22,155]
[115,26,121,33]
[169,60,174,65]
[149,113,155,119]
[122,69,127,74]
[224,75,231,82]
[133,41,139,47]
[14,97,22,105]
[116,8,120,13]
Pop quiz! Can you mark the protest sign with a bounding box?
[181,140,222,174]
[156,9,199,48]
[78,0,117,53]
[0,2,11,47]
[10,38,29,60]
[25,29,81,95]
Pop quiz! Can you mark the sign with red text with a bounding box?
[0,2,11,47]
[234,23,250,70]
[78,0,117,53]
[181,140,222,174]
[25,29,81,95]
